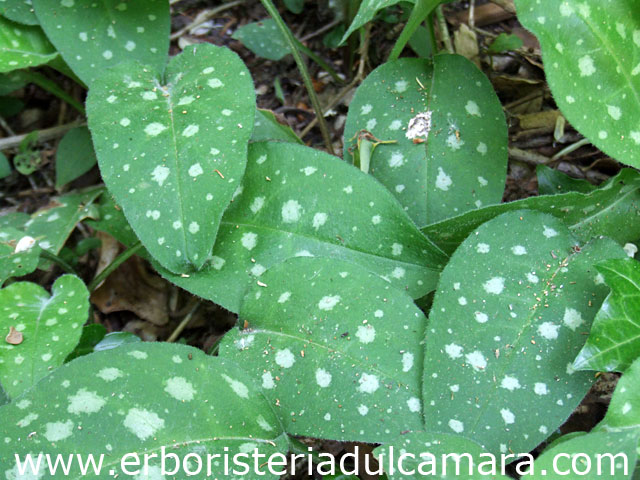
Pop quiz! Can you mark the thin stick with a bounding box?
[551,138,590,161]
[170,1,244,41]
[260,0,335,155]
[166,301,200,343]
[40,250,79,276]
[0,121,84,151]
[435,5,454,53]
[88,241,143,292]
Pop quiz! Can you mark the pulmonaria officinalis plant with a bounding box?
[0,0,640,478]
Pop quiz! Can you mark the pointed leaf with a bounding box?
[32,0,169,87]
[0,16,57,73]
[574,259,640,373]
[0,343,288,479]
[55,127,98,188]
[232,19,290,61]
[87,43,255,273]
[0,274,88,399]
[161,141,448,313]
[342,0,411,43]
[423,168,640,255]
[0,227,40,285]
[220,257,426,442]
[536,165,596,195]
[422,210,626,455]
[597,357,640,434]
[252,109,303,144]
[515,0,640,168]
[0,0,38,25]
[343,55,508,227]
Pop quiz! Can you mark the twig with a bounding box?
[166,301,200,343]
[468,0,475,29]
[40,250,79,276]
[20,70,85,115]
[170,1,244,41]
[0,121,84,151]
[260,0,335,155]
[300,18,341,42]
[551,138,590,161]
[509,147,551,165]
[299,77,358,139]
[88,241,143,292]
[435,5,454,53]
[0,116,15,136]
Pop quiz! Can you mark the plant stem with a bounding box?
[166,301,200,343]
[435,4,454,53]
[0,121,84,151]
[19,70,85,115]
[260,0,335,155]
[88,241,143,292]
[388,0,440,61]
[40,250,79,276]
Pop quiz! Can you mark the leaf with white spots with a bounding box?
[574,259,640,373]
[373,432,511,479]
[422,210,627,455]
[0,343,288,479]
[344,55,508,227]
[161,141,448,313]
[341,0,412,43]
[0,0,38,25]
[87,43,255,273]
[0,227,40,286]
[232,19,290,61]
[596,357,640,434]
[252,108,303,144]
[0,275,88,399]
[0,16,57,73]
[220,257,427,442]
[515,0,640,168]
[32,0,169,86]
[423,168,640,255]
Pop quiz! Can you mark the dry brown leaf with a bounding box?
[5,326,23,345]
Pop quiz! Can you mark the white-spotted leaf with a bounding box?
[0,16,57,73]
[423,168,640,255]
[87,43,255,274]
[423,210,626,455]
[597,356,640,433]
[515,0,640,168]
[0,227,40,286]
[232,19,290,61]
[0,343,288,480]
[32,0,169,87]
[161,141,448,313]
[0,0,37,25]
[342,0,411,43]
[0,274,89,399]
[252,108,303,144]
[343,55,508,228]
[220,257,427,443]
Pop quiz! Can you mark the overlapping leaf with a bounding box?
[0,0,37,25]
[342,0,411,42]
[0,343,288,480]
[597,356,640,433]
[220,257,427,443]
[422,210,626,455]
[252,109,303,144]
[0,274,88,399]
[0,16,57,73]
[162,141,448,313]
[536,165,596,195]
[423,168,640,255]
[516,0,640,168]
[232,19,289,61]
[0,227,40,285]
[87,43,255,273]
[55,127,98,188]
[343,55,508,227]
[574,259,640,372]
[32,0,169,86]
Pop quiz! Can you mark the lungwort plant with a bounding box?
[1,0,640,478]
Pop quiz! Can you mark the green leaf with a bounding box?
[574,259,640,373]
[597,356,640,433]
[85,192,140,249]
[422,210,626,455]
[515,0,640,168]
[220,256,427,443]
[343,55,508,227]
[232,19,290,61]
[0,212,29,229]
[536,165,596,195]
[341,0,411,43]
[55,127,98,188]
[23,187,102,254]
[87,43,255,274]
[32,0,169,87]
[0,343,288,479]
[64,324,107,362]
[0,0,38,25]
[0,227,40,285]
[0,151,11,179]
[423,168,640,255]
[0,383,7,407]
[0,16,57,73]
[161,141,448,313]
[283,0,304,14]
[374,432,511,479]
[0,71,26,95]
[0,274,89,399]
[252,108,303,144]
[526,430,638,479]
[487,33,523,53]
[94,331,141,351]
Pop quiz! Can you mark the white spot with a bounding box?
[178,95,195,105]
[208,78,224,89]
[527,273,539,284]
[402,352,414,372]
[343,185,353,194]
[45,420,74,442]
[631,131,640,145]
[465,351,487,371]
[256,154,267,164]
[477,142,488,155]
[395,184,405,193]
[395,80,408,92]
[301,166,317,176]
[358,373,379,393]
[366,118,377,130]
[389,119,402,130]
[371,215,382,225]
[501,376,521,391]
[102,50,113,60]
[391,243,403,256]
[465,100,480,116]
[125,41,136,51]
[538,322,560,340]
[128,350,148,360]
[622,402,632,415]
[534,383,548,395]
[477,243,490,254]
[624,243,638,258]
[483,277,505,295]
[543,225,558,238]
[221,374,249,399]
[458,297,467,306]
[250,264,266,277]
[566,95,575,103]
[388,151,405,168]
[405,111,432,139]
[445,343,463,359]
[165,377,196,402]
[188,163,203,177]
[312,212,328,230]
[281,200,302,223]
[511,245,527,255]
[278,292,291,303]
[15,236,36,253]
[578,55,596,76]
[145,122,167,136]
[79,32,88,41]
[448,419,464,433]
[360,104,373,115]
[182,124,199,137]
[146,210,160,220]
[315,368,332,388]
[124,408,164,440]
[435,167,452,191]
[142,91,157,101]
[97,368,123,382]
[261,372,275,389]
[391,267,405,279]
[241,232,257,250]
[607,105,622,121]
[446,134,464,150]
[67,389,106,414]
[318,295,341,311]
[151,165,170,186]
[563,308,584,331]
[358,405,369,416]
[356,325,376,344]
[188,222,200,234]
[275,349,295,368]
[500,408,515,424]
[474,312,488,324]
[407,397,421,413]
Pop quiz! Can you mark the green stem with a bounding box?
[388,0,440,61]
[260,0,335,155]
[40,250,78,276]
[435,4,454,53]
[88,241,143,292]
[166,301,199,343]
[18,70,85,115]
[295,40,344,85]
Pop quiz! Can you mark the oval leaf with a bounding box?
[422,210,626,455]
[0,343,288,479]
[343,55,508,227]
[515,0,640,168]
[55,127,98,188]
[162,141,448,313]
[0,274,88,399]
[32,0,169,86]
[0,16,57,73]
[232,19,290,61]
[87,43,255,273]
[597,356,640,433]
[220,256,426,443]
[574,259,640,373]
